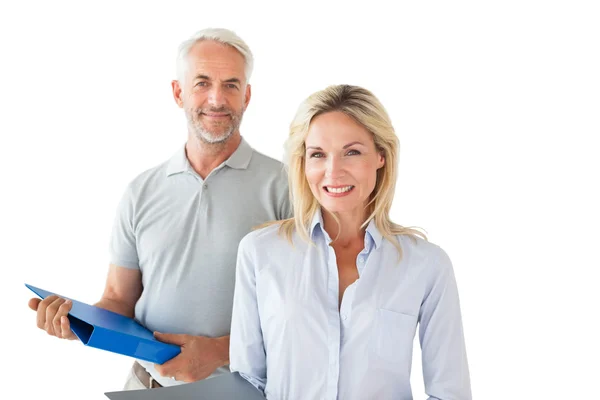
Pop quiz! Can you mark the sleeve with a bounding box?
[419,247,472,400]
[279,190,293,220]
[276,167,293,220]
[229,234,267,394]
[108,184,139,269]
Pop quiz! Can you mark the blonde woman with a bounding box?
[230,85,471,399]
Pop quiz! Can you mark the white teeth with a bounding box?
[326,186,353,193]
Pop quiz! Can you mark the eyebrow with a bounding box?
[305,141,365,151]
[343,141,365,149]
[194,75,241,84]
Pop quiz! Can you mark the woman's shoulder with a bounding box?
[393,234,452,272]
[239,221,292,252]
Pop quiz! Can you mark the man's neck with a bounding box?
[185,133,242,180]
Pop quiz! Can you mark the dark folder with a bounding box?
[26,283,180,364]
[104,372,265,399]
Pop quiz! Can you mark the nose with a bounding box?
[207,86,226,108]
[325,156,345,179]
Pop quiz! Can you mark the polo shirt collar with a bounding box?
[166,137,253,177]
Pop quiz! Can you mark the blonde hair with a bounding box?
[270,84,426,258]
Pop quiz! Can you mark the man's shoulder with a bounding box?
[117,149,180,202]
[248,148,286,172]
[127,159,170,190]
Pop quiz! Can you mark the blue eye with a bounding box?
[347,149,361,156]
[196,81,208,87]
[309,152,325,158]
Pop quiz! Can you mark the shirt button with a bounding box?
[341,314,347,321]
[359,256,365,263]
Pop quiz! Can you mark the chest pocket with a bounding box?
[372,308,418,366]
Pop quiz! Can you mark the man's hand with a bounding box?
[28,295,78,340]
[153,332,229,382]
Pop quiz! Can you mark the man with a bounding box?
[28,28,290,390]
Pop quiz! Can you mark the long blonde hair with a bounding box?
[271,84,426,257]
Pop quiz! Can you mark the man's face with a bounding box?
[173,40,251,144]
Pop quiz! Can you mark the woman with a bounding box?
[229,85,471,399]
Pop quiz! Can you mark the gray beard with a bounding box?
[186,109,243,144]
[192,123,235,144]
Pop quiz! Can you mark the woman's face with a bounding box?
[304,111,385,216]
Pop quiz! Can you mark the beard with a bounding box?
[185,105,244,144]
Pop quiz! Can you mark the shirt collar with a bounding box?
[309,208,326,241]
[364,218,383,251]
[225,137,253,169]
[309,208,383,251]
[166,146,190,176]
[166,137,253,177]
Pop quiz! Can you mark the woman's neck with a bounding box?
[322,208,368,247]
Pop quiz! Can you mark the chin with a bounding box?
[196,128,234,144]
[319,199,362,214]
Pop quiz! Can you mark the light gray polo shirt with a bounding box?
[108,137,291,386]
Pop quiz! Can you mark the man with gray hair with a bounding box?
[28,28,291,390]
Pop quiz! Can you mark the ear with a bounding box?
[171,80,184,108]
[377,151,385,169]
[243,84,252,111]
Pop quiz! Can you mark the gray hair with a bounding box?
[176,28,254,85]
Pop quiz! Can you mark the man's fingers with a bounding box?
[154,351,184,377]
[45,297,66,337]
[28,298,41,311]
[60,316,77,340]
[53,315,62,338]
[58,299,72,313]
[53,300,73,338]
[32,296,76,339]
[154,332,188,346]
[155,359,173,377]
[36,295,58,330]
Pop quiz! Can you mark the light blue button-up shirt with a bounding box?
[230,210,471,400]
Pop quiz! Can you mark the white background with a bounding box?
[1,1,599,399]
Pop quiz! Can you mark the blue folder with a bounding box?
[26,283,181,364]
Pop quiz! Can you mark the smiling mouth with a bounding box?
[202,112,230,118]
[324,185,355,194]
